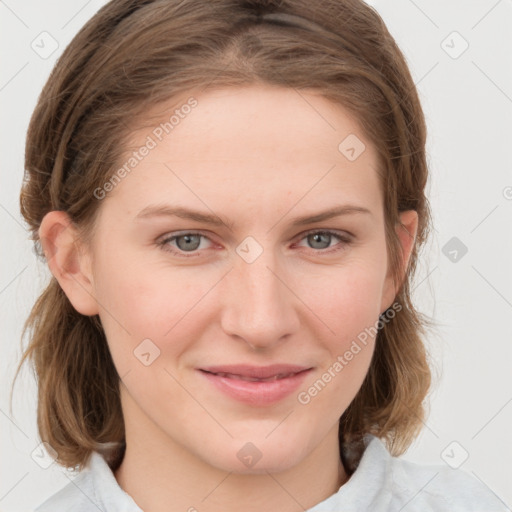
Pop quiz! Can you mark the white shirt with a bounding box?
[34,434,507,511]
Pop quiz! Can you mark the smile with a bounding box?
[203,371,300,382]
[197,366,313,406]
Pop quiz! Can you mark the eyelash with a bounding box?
[157,229,353,258]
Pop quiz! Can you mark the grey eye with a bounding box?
[307,232,332,249]
[175,234,202,251]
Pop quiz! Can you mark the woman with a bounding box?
[13,0,506,510]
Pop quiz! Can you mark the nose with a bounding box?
[220,248,300,350]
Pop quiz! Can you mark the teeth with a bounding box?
[213,372,295,382]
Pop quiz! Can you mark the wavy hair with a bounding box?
[12,0,434,473]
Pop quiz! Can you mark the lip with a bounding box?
[197,364,313,406]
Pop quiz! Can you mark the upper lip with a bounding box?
[198,364,312,379]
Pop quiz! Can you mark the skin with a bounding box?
[40,84,417,512]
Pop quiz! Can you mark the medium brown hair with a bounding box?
[12,0,434,473]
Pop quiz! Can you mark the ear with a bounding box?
[380,210,418,314]
[38,211,99,316]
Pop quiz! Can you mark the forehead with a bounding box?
[139,85,373,158]
[100,85,383,224]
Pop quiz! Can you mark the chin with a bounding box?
[198,431,311,475]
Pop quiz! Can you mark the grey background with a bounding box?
[1,0,511,510]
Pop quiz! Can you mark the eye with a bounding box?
[294,230,352,254]
[158,231,213,257]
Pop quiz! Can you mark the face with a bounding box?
[61,85,407,474]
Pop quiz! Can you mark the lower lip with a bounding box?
[198,369,312,406]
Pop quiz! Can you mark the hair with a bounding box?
[12,0,435,474]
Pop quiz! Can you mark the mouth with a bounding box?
[198,363,312,379]
[197,364,313,406]
[200,370,305,382]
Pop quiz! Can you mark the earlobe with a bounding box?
[380,210,418,314]
[38,211,100,316]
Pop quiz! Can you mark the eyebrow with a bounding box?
[134,204,372,230]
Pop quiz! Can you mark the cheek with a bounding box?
[93,236,192,321]
[299,263,385,391]
[295,267,382,416]
[92,253,229,382]
[305,262,386,334]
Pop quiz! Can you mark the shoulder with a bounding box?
[34,471,96,512]
[34,451,142,512]
[383,438,507,511]
[310,435,507,512]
